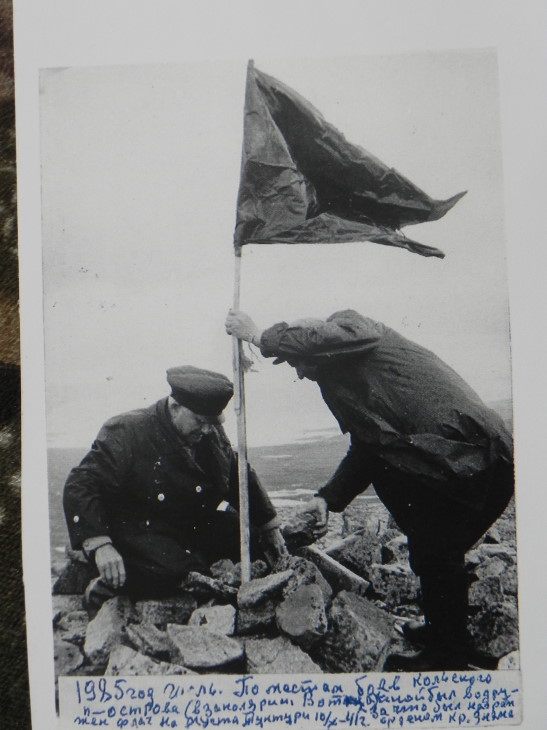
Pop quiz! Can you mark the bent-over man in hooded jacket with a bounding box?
[226,309,514,672]
[63,366,286,611]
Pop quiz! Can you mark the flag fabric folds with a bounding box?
[234,62,466,258]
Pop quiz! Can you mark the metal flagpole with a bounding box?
[232,246,251,584]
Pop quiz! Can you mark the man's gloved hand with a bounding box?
[260,526,289,570]
[225,309,262,346]
[94,544,127,589]
[298,496,329,541]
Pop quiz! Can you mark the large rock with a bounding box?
[327,532,383,577]
[237,599,279,635]
[282,557,332,603]
[282,512,317,551]
[500,564,518,596]
[297,546,370,596]
[472,547,517,599]
[276,584,328,649]
[466,550,482,571]
[477,544,517,562]
[52,559,96,595]
[483,525,502,544]
[245,636,322,673]
[469,601,519,658]
[236,570,294,635]
[469,575,505,610]
[237,570,293,608]
[167,625,244,671]
[56,611,89,644]
[84,596,135,666]
[368,563,418,608]
[185,572,238,601]
[105,645,193,675]
[317,591,395,672]
[54,638,84,675]
[381,535,409,565]
[475,555,511,580]
[126,622,172,659]
[488,499,517,546]
[189,605,236,635]
[135,595,197,628]
[53,595,85,626]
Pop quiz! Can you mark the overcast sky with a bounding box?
[40,50,511,448]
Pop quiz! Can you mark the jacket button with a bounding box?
[145,520,150,527]
[157,493,165,502]
[195,485,202,493]
[73,515,80,523]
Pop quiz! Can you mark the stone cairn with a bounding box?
[52,498,519,678]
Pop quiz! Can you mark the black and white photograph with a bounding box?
[43,48,518,694]
[14,2,547,729]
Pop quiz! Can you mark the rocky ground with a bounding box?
[52,497,519,679]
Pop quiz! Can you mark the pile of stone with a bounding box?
[53,552,377,677]
[321,496,520,666]
[52,498,519,677]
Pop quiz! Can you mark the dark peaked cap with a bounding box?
[166,366,234,417]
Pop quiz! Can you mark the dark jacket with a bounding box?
[260,310,513,511]
[63,398,276,552]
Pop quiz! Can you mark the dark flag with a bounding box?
[234,62,466,258]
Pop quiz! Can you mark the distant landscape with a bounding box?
[48,398,512,556]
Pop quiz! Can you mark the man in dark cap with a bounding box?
[63,365,286,610]
[225,309,514,671]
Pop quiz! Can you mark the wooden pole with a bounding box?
[230,59,255,584]
[232,247,251,583]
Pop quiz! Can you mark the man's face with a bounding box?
[289,359,320,381]
[169,402,218,444]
